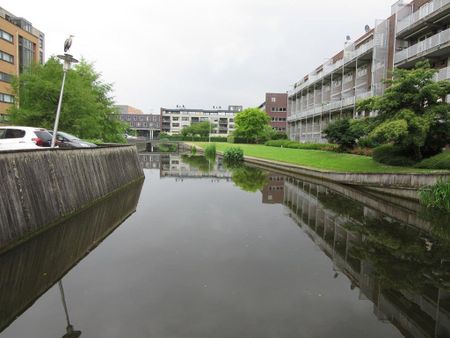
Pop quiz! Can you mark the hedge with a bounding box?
[265,140,338,151]
[372,144,417,167]
[415,150,450,170]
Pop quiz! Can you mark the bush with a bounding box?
[191,146,197,155]
[323,118,365,150]
[265,140,338,151]
[420,180,450,212]
[372,144,417,167]
[350,147,374,157]
[415,150,450,170]
[204,143,216,158]
[271,132,288,140]
[160,135,228,142]
[223,147,244,163]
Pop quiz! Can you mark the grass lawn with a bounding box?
[192,142,444,173]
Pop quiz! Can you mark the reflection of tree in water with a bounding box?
[344,218,450,293]
[181,155,216,172]
[228,165,268,192]
[317,190,365,221]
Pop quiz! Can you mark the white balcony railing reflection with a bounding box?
[395,27,450,64]
[397,0,450,34]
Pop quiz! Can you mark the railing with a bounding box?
[434,66,450,81]
[397,0,450,34]
[395,27,450,63]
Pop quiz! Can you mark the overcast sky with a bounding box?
[4,0,396,113]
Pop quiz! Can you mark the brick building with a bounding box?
[259,93,288,133]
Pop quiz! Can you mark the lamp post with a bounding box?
[59,280,82,338]
[51,36,78,148]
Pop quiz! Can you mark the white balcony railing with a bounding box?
[395,27,450,64]
[397,0,450,34]
[434,66,450,81]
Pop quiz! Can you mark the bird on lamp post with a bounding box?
[64,35,74,53]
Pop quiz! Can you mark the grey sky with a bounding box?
[5,0,396,113]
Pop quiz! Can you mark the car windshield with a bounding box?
[58,131,80,141]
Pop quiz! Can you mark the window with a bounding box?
[0,51,14,64]
[0,72,12,83]
[182,117,189,121]
[271,97,276,103]
[0,30,13,43]
[19,37,35,73]
[172,117,179,121]
[0,93,14,103]
[4,129,25,139]
[172,123,180,127]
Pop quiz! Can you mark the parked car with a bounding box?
[49,131,97,148]
[0,126,53,151]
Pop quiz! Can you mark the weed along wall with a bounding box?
[0,145,144,252]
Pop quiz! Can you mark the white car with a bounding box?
[0,126,53,151]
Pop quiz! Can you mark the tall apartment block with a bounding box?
[0,7,44,119]
[160,105,243,136]
[258,93,288,132]
[287,0,450,143]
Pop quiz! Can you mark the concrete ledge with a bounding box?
[0,145,144,250]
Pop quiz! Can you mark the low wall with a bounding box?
[240,155,450,200]
[0,145,144,250]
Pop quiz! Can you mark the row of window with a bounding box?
[0,51,14,64]
[271,107,287,112]
[121,115,159,122]
[0,93,14,104]
[0,29,13,43]
[272,117,287,122]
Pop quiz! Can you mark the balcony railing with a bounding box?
[395,27,450,64]
[434,66,450,81]
[397,0,450,34]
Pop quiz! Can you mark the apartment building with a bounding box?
[259,93,288,133]
[117,112,161,139]
[115,105,143,115]
[160,105,243,136]
[0,7,44,119]
[288,0,450,143]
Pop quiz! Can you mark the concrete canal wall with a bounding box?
[239,155,450,200]
[0,145,144,251]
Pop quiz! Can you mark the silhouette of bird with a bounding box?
[64,35,74,53]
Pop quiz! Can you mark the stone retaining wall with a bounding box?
[0,145,144,250]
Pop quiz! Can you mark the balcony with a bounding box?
[395,27,450,64]
[397,0,450,35]
[434,65,450,80]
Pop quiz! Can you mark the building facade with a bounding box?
[160,105,243,136]
[287,0,450,143]
[117,113,160,139]
[0,7,44,119]
[259,93,288,133]
[115,105,143,115]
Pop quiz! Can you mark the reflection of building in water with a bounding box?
[160,154,231,180]
[261,174,285,204]
[139,154,161,170]
[283,177,450,338]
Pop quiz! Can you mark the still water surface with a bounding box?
[1,153,449,338]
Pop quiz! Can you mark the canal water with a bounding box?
[1,152,450,338]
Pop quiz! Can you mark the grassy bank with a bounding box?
[192,143,443,173]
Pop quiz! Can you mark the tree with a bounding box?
[357,61,450,159]
[233,108,271,143]
[181,121,213,137]
[8,57,127,142]
[323,118,366,150]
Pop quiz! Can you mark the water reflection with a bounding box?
[0,180,143,334]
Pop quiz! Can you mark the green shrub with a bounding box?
[191,146,197,155]
[372,144,417,166]
[323,118,366,150]
[264,140,338,151]
[204,143,216,158]
[271,132,288,140]
[420,180,450,212]
[223,147,244,163]
[415,151,450,170]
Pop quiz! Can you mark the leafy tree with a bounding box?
[229,166,268,192]
[8,57,127,142]
[181,121,213,137]
[233,108,271,143]
[357,61,450,160]
[323,118,366,150]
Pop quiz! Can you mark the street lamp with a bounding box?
[51,37,78,148]
[59,280,82,338]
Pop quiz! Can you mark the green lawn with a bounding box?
[193,143,444,173]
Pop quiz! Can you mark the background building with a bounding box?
[115,105,160,139]
[160,105,243,136]
[0,7,44,120]
[287,0,450,143]
[259,93,288,133]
